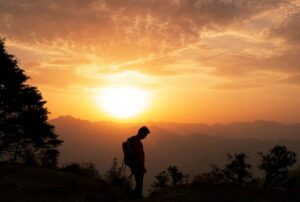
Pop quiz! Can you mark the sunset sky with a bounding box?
[1,0,300,123]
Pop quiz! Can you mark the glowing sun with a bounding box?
[97,86,150,118]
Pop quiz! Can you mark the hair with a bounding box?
[138,126,150,135]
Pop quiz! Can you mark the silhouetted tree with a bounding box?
[105,158,132,190]
[206,165,226,183]
[23,148,38,166]
[167,165,184,185]
[258,145,297,187]
[40,149,60,168]
[151,171,169,191]
[0,38,62,163]
[203,153,252,185]
[223,153,253,185]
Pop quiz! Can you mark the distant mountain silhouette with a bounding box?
[50,116,300,194]
[150,120,300,140]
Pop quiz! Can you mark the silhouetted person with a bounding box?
[127,126,150,198]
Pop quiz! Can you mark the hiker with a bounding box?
[123,126,150,198]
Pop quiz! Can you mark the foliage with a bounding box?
[40,149,59,168]
[151,165,188,194]
[206,165,227,183]
[223,153,253,185]
[105,158,132,191]
[198,153,253,185]
[151,170,170,190]
[0,38,62,164]
[258,145,297,187]
[60,162,101,179]
[168,165,184,185]
[23,149,38,166]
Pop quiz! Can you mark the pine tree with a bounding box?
[105,158,132,190]
[223,153,252,185]
[258,145,296,187]
[0,38,62,164]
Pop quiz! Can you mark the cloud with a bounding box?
[25,62,105,88]
[1,0,299,90]
[198,51,300,77]
[0,0,289,61]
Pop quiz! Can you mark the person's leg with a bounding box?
[134,172,144,198]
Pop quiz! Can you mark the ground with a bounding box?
[1,163,300,202]
[0,163,129,202]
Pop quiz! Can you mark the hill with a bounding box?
[0,163,130,202]
[2,163,300,202]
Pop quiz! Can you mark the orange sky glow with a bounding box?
[1,0,300,123]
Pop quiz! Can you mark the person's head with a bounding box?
[137,126,150,139]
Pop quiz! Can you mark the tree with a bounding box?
[105,158,132,190]
[207,165,226,183]
[167,165,184,185]
[203,153,252,185]
[258,145,297,187]
[40,149,60,168]
[0,38,62,164]
[223,153,253,185]
[151,170,169,191]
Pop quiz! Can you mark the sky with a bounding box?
[1,0,300,123]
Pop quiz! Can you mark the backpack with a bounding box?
[122,137,135,168]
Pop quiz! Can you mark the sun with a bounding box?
[96,86,150,119]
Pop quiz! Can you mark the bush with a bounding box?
[151,170,169,191]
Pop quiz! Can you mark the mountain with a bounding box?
[151,120,300,139]
[50,116,300,195]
